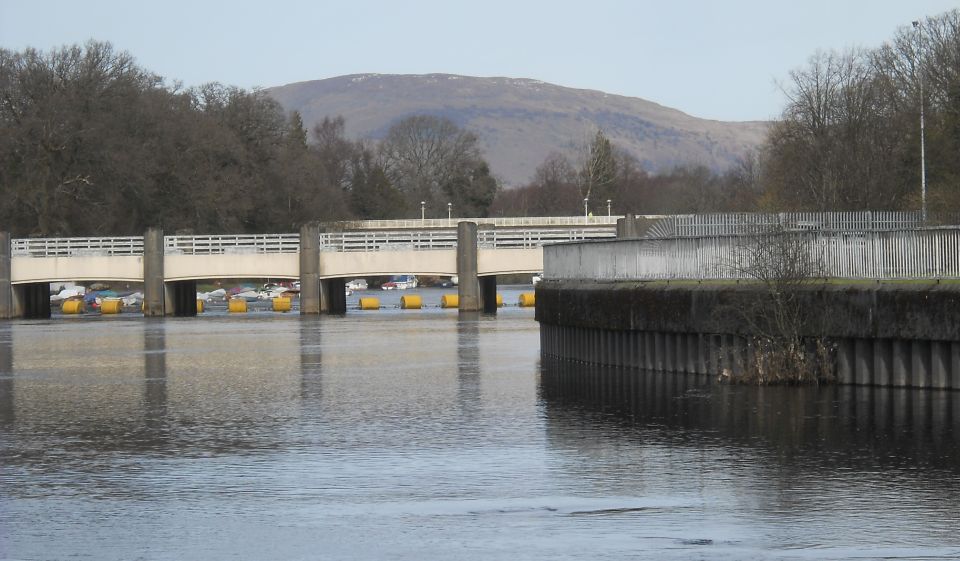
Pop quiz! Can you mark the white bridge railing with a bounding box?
[12,237,145,257]
[10,228,617,257]
[545,228,960,281]
[165,234,300,254]
[334,216,623,229]
[318,228,615,251]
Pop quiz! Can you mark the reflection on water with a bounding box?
[0,324,12,425]
[539,357,960,472]
[144,319,167,427]
[0,314,958,561]
[539,357,960,558]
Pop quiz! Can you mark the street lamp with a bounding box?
[583,198,589,222]
[913,19,928,222]
[447,202,452,221]
[421,201,426,222]
[607,199,612,217]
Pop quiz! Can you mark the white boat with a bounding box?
[381,275,417,290]
[198,288,226,301]
[532,273,543,285]
[50,287,85,302]
[258,284,290,300]
[346,278,368,290]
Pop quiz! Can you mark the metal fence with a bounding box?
[544,228,960,281]
[644,211,960,238]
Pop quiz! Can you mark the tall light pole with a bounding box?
[447,202,452,221]
[913,19,928,223]
[421,201,426,223]
[607,199,612,217]
[583,197,589,222]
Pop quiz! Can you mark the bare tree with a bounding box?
[378,115,496,217]
[724,227,832,384]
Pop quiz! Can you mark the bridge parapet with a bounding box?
[165,234,299,255]
[13,237,144,257]
[318,227,615,252]
[332,216,623,229]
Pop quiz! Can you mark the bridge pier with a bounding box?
[143,228,165,317]
[165,280,197,316]
[12,283,51,319]
[457,221,481,312]
[0,233,11,319]
[320,278,347,314]
[480,276,498,314]
[300,224,321,315]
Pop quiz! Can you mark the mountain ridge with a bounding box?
[267,73,769,186]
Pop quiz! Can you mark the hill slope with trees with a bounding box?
[267,73,769,186]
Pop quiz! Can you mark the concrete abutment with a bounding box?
[537,281,960,389]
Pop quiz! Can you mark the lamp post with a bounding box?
[607,199,612,217]
[447,202,452,221]
[913,19,928,223]
[583,197,589,222]
[421,201,426,223]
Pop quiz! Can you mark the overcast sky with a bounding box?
[1,0,956,121]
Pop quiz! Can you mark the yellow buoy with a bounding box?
[100,299,122,314]
[61,299,85,314]
[496,294,504,307]
[228,298,248,313]
[358,297,380,310]
[272,296,292,312]
[400,294,422,309]
[196,299,204,313]
[440,294,459,308]
[518,293,536,307]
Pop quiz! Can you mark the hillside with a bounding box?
[267,74,769,186]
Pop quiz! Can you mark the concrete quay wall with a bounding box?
[536,280,960,389]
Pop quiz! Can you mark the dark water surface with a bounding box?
[1,302,958,560]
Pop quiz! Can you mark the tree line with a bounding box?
[496,10,960,217]
[0,41,496,236]
[2,10,958,236]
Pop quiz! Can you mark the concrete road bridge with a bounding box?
[0,217,620,318]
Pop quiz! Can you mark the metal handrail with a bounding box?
[544,228,960,281]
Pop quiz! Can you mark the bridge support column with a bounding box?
[0,233,11,319]
[300,224,321,315]
[13,283,50,319]
[480,276,498,314]
[616,214,641,238]
[143,228,165,317]
[320,278,346,314]
[457,221,481,312]
[165,280,197,317]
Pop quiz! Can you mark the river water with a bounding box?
[1,287,958,560]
